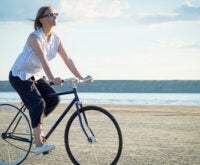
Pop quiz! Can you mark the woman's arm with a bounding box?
[28,34,62,85]
[58,41,84,79]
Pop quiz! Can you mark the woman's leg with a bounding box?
[33,124,43,147]
[9,72,45,147]
[35,77,60,117]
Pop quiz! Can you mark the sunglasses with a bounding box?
[41,13,59,18]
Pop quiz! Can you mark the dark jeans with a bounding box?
[9,72,60,128]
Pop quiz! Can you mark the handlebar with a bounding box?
[50,76,93,86]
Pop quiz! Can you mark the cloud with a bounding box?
[0,0,128,23]
[139,1,200,24]
[149,40,200,50]
[183,41,200,49]
[57,0,128,23]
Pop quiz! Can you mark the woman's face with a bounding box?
[40,8,58,27]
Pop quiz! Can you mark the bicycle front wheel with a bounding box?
[65,106,123,165]
[0,104,32,165]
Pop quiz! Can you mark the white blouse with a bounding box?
[11,28,60,80]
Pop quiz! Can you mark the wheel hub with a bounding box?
[1,132,7,139]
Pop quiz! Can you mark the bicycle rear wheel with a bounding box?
[0,104,32,165]
[65,106,123,165]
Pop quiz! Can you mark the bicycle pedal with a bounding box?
[42,149,53,155]
[43,151,50,155]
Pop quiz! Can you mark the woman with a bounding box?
[9,6,91,155]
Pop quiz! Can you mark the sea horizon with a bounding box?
[1,80,200,93]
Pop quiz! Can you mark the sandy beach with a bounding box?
[1,103,200,165]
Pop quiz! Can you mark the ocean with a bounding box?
[0,92,200,106]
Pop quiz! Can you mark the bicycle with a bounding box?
[0,77,123,165]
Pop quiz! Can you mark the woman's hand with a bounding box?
[50,77,63,85]
[81,75,93,83]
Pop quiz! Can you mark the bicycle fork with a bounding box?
[75,102,96,143]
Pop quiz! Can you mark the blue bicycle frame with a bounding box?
[3,84,94,144]
[37,85,94,142]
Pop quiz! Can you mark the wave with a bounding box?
[0,92,200,106]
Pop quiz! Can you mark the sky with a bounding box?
[0,0,200,80]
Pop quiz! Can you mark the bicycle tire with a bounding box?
[65,105,123,165]
[0,104,32,165]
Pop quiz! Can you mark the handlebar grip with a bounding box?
[49,82,54,86]
[50,80,64,86]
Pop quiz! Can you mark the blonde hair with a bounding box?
[34,6,53,30]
